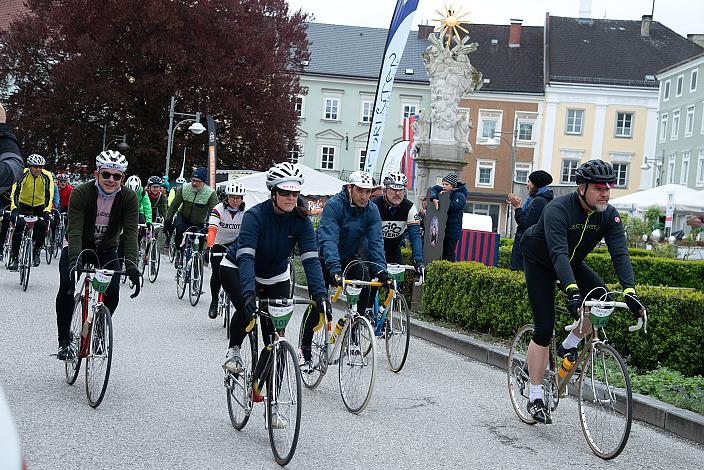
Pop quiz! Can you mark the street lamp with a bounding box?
[102,124,130,152]
[640,153,665,186]
[489,129,518,237]
[165,96,205,178]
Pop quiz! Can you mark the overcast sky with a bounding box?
[287,0,702,38]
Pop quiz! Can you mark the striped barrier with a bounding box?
[456,230,501,267]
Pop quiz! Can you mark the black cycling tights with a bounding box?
[524,258,606,347]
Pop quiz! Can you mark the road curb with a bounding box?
[295,283,703,444]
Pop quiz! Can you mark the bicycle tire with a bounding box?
[65,293,84,385]
[384,293,410,373]
[578,342,632,460]
[45,231,53,265]
[175,252,186,299]
[85,305,113,408]
[297,310,327,390]
[507,324,540,425]
[21,239,31,291]
[148,239,160,283]
[137,239,147,276]
[3,227,13,268]
[338,316,376,414]
[268,340,302,466]
[168,238,176,263]
[227,329,257,430]
[189,253,203,306]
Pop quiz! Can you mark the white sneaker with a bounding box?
[223,346,242,373]
[270,412,288,429]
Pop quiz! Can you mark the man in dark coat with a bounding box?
[507,170,554,270]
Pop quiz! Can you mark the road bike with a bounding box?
[63,257,127,408]
[297,265,379,414]
[44,209,63,264]
[16,214,39,291]
[3,210,13,268]
[174,227,205,306]
[211,249,232,339]
[137,221,163,284]
[368,263,423,373]
[507,289,647,460]
[225,297,315,466]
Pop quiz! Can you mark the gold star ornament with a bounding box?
[434,4,470,48]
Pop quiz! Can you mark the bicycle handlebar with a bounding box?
[564,300,648,333]
[387,263,425,286]
[78,267,128,276]
[257,298,315,306]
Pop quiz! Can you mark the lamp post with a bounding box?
[165,96,205,178]
[640,152,665,187]
[489,129,518,237]
[102,124,130,152]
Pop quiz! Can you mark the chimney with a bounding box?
[578,0,592,23]
[641,14,652,37]
[509,19,522,47]
[687,33,704,48]
[418,24,434,40]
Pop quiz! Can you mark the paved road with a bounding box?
[1,254,703,469]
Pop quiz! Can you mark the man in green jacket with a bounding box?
[164,167,217,250]
[55,150,141,361]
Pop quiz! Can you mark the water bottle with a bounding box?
[81,317,92,339]
[558,356,575,379]
[330,318,345,344]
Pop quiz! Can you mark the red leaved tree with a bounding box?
[0,0,309,180]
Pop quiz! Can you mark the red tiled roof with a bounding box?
[0,0,29,31]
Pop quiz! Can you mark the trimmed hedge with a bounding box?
[498,246,704,291]
[422,260,704,376]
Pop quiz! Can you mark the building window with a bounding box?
[663,80,671,100]
[667,153,677,184]
[697,148,704,186]
[475,160,495,187]
[294,96,304,118]
[357,149,367,171]
[671,109,680,140]
[612,163,629,188]
[561,159,580,184]
[323,97,340,120]
[361,100,373,123]
[660,113,668,142]
[401,104,418,124]
[615,112,633,138]
[514,162,532,184]
[466,202,500,232]
[692,69,699,92]
[565,109,584,135]
[321,146,336,169]
[676,74,684,97]
[685,105,695,137]
[288,142,303,164]
[476,110,502,145]
[681,151,690,185]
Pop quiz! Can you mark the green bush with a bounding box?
[498,246,704,290]
[500,238,514,247]
[630,368,704,415]
[422,261,704,376]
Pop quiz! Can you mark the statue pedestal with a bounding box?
[413,140,467,202]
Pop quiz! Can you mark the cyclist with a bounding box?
[146,176,167,222]
[7,154,54,270]
[164,167,217,255]
[299,170,387,369]
[56,173,73,212]
[0,101,24,194]
[124,175,152,250]
[55,150,141,360]
[215,184,227,203]
[428,172,468,261]
[168,175,187,207]
[520,159,646,424]
[206,180,246,319]
[372,171,424,271]
[219,163,328,405]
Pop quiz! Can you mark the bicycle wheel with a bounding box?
[85,305,113,408]
[3,230,11,268]
[268,341,302,466]
[227,330,257,430]
[385,293,410,373]
[297,309,327,390]
[168,238,176,263]
[65,293,84,385]
[578,342,632,460]
[21,239,31,291]
[147,239,160,283]
[175,252,186,299]
[507,324,539,425]
[338,316,376,414]
[137,239,147,276]
[45,231,53,264]
[189,253,203,306]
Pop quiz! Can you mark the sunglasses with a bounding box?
[277,189,300,198]
[100,171,123,181]
[191,178,203,184]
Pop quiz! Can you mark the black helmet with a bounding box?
[574,159,616,184]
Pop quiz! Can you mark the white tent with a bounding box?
[217,164,346,209]
[609,184,704,213]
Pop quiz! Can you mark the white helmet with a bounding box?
[96,150,128,172]
[383,171,407,190]
[266,162,304,191]
[348,170,375,189]
[27,154,46,166]
[175,176,187,185]
[224,180,246,196]
[125,175,142,192]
